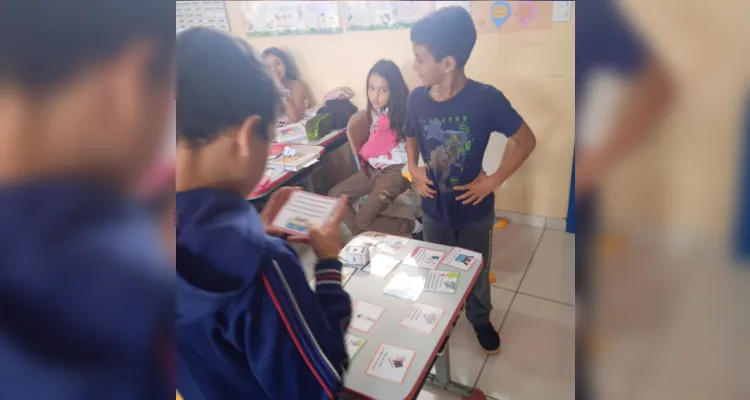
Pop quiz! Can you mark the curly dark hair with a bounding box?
[261,47,300,81]
[366,59,409,141]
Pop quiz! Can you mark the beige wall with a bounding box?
[600,0,749,237]
[225,1,576,219]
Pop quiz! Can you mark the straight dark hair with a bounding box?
[366,59,409,141]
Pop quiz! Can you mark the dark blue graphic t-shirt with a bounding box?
[405,80,523,229]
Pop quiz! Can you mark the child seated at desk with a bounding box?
[176,28,351,399]
[329,60,422,238]
[263,47,353,125]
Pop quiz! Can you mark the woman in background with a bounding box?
[262,47,353,124]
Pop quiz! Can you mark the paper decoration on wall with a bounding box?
[176,1,230,33]
[435,1,472,13]
[342,1,433,31]
[552,1,573,22]
[473,0,553,34]
[242,1,342,37]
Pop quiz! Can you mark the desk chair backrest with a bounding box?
[345,110,370,170]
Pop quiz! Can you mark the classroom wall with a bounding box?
[225,1,576,219]
[598,0,749,237]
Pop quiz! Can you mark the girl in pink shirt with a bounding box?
[329,60,420,237]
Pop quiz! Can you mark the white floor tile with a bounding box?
[518,230,575,305]
[431,287,515,388]
[489,224,544,291]
[476,294,575,400]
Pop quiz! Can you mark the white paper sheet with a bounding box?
[365,344,416,383]
[400,303,444,334]
[382,272,425,301]
[424,270,460,294]
[403,247,445,270]
[375,235,410,255]
[362,253,400,278]
[552,1,572,22]
[443,247,481,271]
[349,300,385,333]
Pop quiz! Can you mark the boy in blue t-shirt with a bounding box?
[405,7,537,354]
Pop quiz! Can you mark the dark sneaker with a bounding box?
[474,323,501,354]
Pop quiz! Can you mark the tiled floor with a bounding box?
[418,225,575,400]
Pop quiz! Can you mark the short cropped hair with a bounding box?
[0,0,173,93]
[410,6,477,68]
[176,28,280,145]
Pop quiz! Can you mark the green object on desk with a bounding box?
[305,113,332,141]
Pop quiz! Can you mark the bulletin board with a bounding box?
[238,1,569,38]
[341,1,434,31]
[241,1,342,37]
[176,1,231,33]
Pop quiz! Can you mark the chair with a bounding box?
[345,110,419,221]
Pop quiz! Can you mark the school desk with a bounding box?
[247,127,348,201]
[336,232,488,400]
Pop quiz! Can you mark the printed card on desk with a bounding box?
[424,270,460,294]
[350,233,386,247]
[444,247,481,271]
[374,235,410,255]
[403,247,445,270]
[400,303,445,334]
[345,334,367,361]
[362,253,400,278]
[382,272,425,301]
[349,300,385,333]
[365,344,416,384]
[270,191,339,236]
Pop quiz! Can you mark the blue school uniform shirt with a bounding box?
[176,188,351,400]
[404,80,523,229]
[0,179,173,399]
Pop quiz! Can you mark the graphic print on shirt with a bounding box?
[421,116,473,192]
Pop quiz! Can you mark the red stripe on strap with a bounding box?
[262,272,334,399]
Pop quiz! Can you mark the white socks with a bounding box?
[412,219,423,234]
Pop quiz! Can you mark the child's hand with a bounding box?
[290,195,349,260]
[262,186,302,237]
[454,172,498,205]
[411,166,436,199]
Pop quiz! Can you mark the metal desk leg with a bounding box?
[424,344,476,397]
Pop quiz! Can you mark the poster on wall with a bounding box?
[472,1,553,34]
[342,1,433,31]
[436,1,472,13]
[242,1,342,37]
[176,1,230,33]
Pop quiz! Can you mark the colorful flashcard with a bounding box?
[362,253,400,278]
[365,344,416,384]
[443,247,481,271]
[400,302,445,335]
[382,272,425,301]
[345,333,367,361]
[349,300,385,333]
[270,191,339,236]
[424,270,460,293]
[374,235,410,254]
[403,247,445,270]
